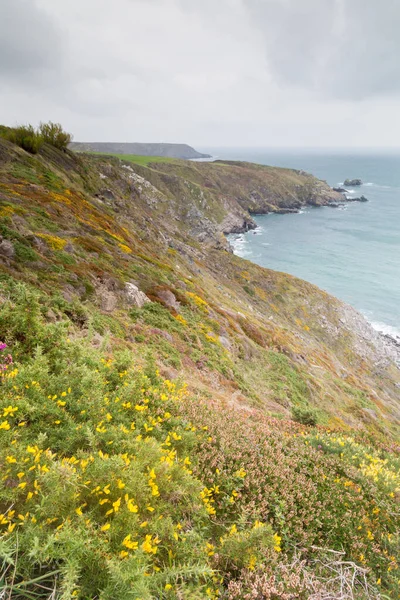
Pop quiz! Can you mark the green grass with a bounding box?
[84,151,180,166]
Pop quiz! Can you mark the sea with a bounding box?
[200,148,400,340]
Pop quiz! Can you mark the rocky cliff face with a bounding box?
[146,159,345,232]
[0,139,399,439]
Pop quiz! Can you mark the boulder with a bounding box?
[0,238,15,259]
[100,291,117,312]
[125,282,150,308]
[343,178,362,186]
[156,289,180,311]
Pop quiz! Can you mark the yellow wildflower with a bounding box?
[3,406,18,417]
[142,535,159,554]
[122,534,138,550]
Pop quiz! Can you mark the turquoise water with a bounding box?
[204,148,400,338]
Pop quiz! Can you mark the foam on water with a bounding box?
[369,320,400,341]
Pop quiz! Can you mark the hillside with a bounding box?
[69,141,211,160]
[0,138,399,599]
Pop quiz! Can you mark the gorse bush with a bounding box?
[0,121,72,154]
[0,282,281,599]
[0,282,399,599]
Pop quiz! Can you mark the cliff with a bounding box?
[69,141,211,159]
[0,137,399,598]
[0,140,398,433]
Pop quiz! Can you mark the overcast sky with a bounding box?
[1,0,399,148]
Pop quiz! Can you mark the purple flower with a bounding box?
[0,342,7,351]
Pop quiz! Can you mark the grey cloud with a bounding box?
[1,0,400,146]
[243,0,400,99]
[0,0,65,82]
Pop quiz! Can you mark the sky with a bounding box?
[1,0,399,148]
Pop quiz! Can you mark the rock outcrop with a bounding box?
[344,178,362,186]
[0,237,14,259]
[125,283,150,308]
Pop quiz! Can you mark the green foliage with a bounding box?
[38,121,72,151]
[130,302,183,335]
[0,121,72,154]
[183,400,400,596]
[0,125,43,154]
[11,162,41,184]
[13,241,38,263]
[0,283,278,598]
[87,152,178,166]
[291,404,319,426]
[0,121,399,599]
[243,284,255,297]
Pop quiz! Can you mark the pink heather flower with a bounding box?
[0,342,7,351]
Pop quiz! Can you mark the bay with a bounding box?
[202,148,400,338]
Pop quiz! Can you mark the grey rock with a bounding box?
[100,291,117,312]
[343,178,362,186]
[91,332,104,348]
[156,289,180,311]
[362,408,378,420]
[219,335,232,352]
[62,285,78,303]
[150,328,173,343]
[0,238,15,259]
[125,282,150,308]
[64,242,75,253]
[46,309,58,323]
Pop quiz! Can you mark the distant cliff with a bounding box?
[69,141,211,159]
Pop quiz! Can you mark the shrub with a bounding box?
[39,121,72,151]
[0,125,43,154]
[0,121,72,153]
[291,405,319,426]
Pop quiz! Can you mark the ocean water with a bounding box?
[202,148,400,339]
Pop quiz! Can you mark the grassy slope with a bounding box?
[84,151,179,167]
[0,140,399,598]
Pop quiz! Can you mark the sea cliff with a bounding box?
[0,136,399,598]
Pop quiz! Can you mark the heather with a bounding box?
[0,283,399,598]
[0,131,399,598]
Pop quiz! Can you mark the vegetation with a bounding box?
[0,283,399,599]
[39,121,73,151]
[0,124,43,154]
[87,152,178,166]
[0,127,399,598]
[0,122,72,154]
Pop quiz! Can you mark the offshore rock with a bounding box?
[343,178,362,186]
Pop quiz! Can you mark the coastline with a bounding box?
[228,219,400,363]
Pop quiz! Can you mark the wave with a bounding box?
[368,319,400,341]
[252,226,264,235]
